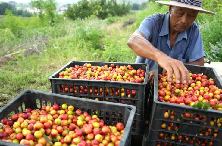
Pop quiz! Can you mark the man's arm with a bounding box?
[187,57,204,66]
[127,31,190,84]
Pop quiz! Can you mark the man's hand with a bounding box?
[155,53,190,84]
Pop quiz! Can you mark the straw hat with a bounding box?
[155,0,215,15]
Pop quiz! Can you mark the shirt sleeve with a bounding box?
[185,25,205,63]
[137,14,159,40]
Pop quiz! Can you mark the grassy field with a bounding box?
[0,11,141,107]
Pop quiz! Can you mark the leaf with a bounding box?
[213,104,219,108]
[192,104,197,108]
[203,102,212,109]
[203,102,211,107]
[203,105,209,109]
[43,134,53,145]
[197,101,203,109]
[0,123,4,129]
[52,137,57,143]
[176,129,178,135]
[80,115,85,120]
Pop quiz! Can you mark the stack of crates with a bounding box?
[49,61,150,135]
[143,63,222,146]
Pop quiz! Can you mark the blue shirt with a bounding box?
[136,12,205,71]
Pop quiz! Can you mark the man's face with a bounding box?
[169,6,198,33]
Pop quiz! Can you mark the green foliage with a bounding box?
[65,0,131,20]
[65,4,76,20]
[26,16,44,29]
[4,9,23,37]
[0,28,17,56]
[94,0,109,19]
[135,2,168,28]
[130,2,148,10]
[130,3,140,10]
[21,10,32,17]
[0,15,5,28]
[75,0,93,20]
[196,0,222,61]
[192,101,211,109]
[207,42,222,62]
[0,2,15,15]
[102,41,136,62]
[202,0,221,13]
[44,0,57,26]
[0,28,16,44]
[105,16,120,24]
[112,0,130,17]
[31,0,57,26]
[74,19,105,50]
[198,12,222,61]
[31,0,45,21]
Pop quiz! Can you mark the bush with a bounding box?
[197,11,222,61]
[65,0,131,20]
[74,20,105,50]
[4,10,23,37]
[207,42,222,62]
[105,16,120,24]
[135,2,168,28]
[0,28,17,56]
[26,16,46,29]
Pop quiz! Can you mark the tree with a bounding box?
[4,9,22,37]
[44,0,57,26]
[31,0,57,26]
[65,4,77,20]
[131,3,139,10]
[0,2,15,15]
[22,10,32,17]
[139,2,147,10]
[95,0,109,19]
[65,0,131,20]
[31,0,45,22]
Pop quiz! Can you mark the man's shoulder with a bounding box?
[146,13,166,20]
[187,21,200,35]
[142,13,166,27]
[190,21,199,30]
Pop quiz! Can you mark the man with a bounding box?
[127,0,215,85]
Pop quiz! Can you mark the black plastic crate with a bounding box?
[49,61,149,135]
[0,90,136,146]
[143,63,222,146]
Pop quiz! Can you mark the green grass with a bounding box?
[0,15,4,19]
[0,15,5,28]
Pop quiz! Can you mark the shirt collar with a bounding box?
[159,12,187,40]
